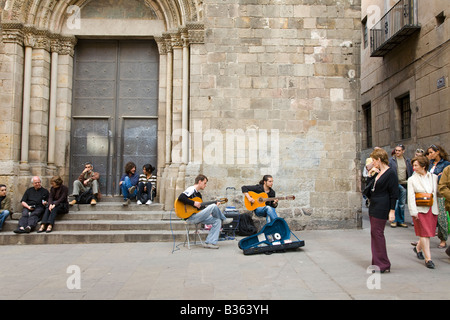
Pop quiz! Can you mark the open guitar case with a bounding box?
[238,217,305,255]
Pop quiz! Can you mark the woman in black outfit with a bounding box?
[368,148,399,273]
[38,176,69,233]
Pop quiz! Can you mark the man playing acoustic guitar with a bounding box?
[177,174,232,249]
[242,175,279,223]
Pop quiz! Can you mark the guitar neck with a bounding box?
[265,196,289,202]
[199,200,219,208]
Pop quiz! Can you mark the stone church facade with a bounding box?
[0,0,362,230]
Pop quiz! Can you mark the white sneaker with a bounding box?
[203,243,219,249]
[223,218,233,225]
[137,200,142,205]
[145,200,152,205]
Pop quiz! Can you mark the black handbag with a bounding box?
[363,175,376,199]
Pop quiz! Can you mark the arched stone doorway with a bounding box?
[1,0,204,206]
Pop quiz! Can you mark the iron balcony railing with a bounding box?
[370,0,420,57]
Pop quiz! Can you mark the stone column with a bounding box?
[20,34,34,166]
[158,25,204,210]
[47,39,60,167]
[28,33,51,176]
[154,36,169,205]
[170,32,183,164]
[54,37,76,181]
[161,35,178,209]
[181,28,190,165]
[0,25,26,210]
[165,35,173,166]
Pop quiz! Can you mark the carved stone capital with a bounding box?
[163,33,173,52]
[2,28,24,45]
[170,32,182,48]
[186,22,204,44]
[23,33,35,47]
[33,35,51,51]
[58,37,77,56]
[50,39,61,53]
[154,36,167,55]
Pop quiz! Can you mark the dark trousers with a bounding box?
[41,203,69,225]
[19,206,45,230]
[137,182,152,203]
[370,216,391,271]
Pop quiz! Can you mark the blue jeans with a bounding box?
[254,206,278,223]
[394,184,407,223]
[121,176,137,200]
[0,210,10,231]
[186,204,226,245]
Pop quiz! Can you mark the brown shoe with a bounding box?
[398,223,408,228]
[69,199,77,206]
[90,199,97,205]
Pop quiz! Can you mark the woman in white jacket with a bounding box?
[407,156,439,269]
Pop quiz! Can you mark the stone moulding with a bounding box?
[2,22,78,55]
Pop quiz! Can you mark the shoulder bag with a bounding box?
[415,175,434,207]
[415,192,433,207]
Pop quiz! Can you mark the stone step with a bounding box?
[9,211,177,221]
[1,219,187,232]
[0,229,209,245]
[1,201,200,245]
[12,210,178,221]
[1,201,241,245]
[68,202,165,211]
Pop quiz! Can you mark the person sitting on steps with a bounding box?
[70,162,101,206]
[137,164,155,205]
[120,161,139,206]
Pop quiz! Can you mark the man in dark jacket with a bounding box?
[242,175,279,224]
[14,176,49,233]
[388,144,413,228]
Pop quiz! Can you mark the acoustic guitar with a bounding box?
[174,197,228,219]
[244,191,295,211]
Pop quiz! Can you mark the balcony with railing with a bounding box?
[370,0,420,57]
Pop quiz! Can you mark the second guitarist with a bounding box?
[177,174,231,249]
[242,175,278,223]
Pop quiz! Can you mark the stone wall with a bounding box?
[185,0,362,229]
[0,0,363,229]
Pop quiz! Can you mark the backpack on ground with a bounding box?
[237,212,257,236]
[76,188,93,204]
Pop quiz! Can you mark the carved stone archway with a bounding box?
[1,0,204,209]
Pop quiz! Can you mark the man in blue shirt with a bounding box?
[120,161,139,206]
